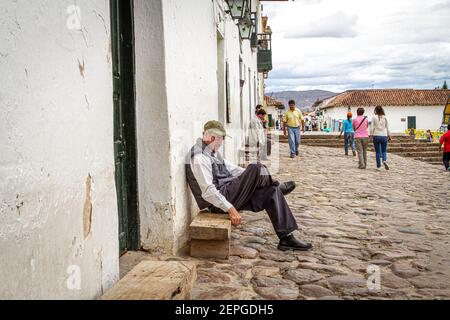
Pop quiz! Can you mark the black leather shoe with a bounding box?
[279,181,296,196]
[278,235,312,251]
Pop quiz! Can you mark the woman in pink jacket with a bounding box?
[352,108,369,169]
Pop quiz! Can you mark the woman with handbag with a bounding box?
[353,108,370,169]
[371,105,392,170]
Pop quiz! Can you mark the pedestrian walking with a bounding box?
[249,106,268,160]
[283,100,305,159]
[439,124,450,171]
[353,108,369,169]
[371,106,392,170]
[426,129,433,143]
[339,112,356,156]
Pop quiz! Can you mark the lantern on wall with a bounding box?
[225,0,248,20]
[238,11,254,40]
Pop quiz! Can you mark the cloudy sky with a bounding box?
[263,0,450,93]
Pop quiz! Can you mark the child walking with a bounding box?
[339,112,356,156]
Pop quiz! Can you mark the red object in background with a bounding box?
[440,131,450,153]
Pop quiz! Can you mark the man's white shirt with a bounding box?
[190,152,245,212]
[248,115,266,148]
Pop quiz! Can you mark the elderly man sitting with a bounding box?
[185,121,312,251]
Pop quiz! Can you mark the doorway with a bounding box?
[110,0,139,255]
[407,116,417,129]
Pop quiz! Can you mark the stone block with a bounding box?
[191,239,230,259]
[190,213,231,241]
[101,261,197,300]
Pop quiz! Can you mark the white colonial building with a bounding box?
[264,95,285,128]
[0,0,285,299]
[318,89,450,133]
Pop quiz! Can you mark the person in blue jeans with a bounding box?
[288,127,301,158]
[339,112,356,156]
[371,106,392,170]
[282,100,305,158]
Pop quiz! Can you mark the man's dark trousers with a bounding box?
[211,163,299,239]
[444,152,450,170]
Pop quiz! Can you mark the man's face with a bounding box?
[210,135,224,152]
[203,131,224,152]
[289,104,295,111]
[257,114,265,121]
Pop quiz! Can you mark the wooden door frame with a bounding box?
[110,0,139,254]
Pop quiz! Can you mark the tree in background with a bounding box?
[443,81,448,90]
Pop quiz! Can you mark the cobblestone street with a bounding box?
[189,141,450,300]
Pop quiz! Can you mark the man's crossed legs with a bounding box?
[212,163,312,251]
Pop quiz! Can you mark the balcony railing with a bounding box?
[257,33,272,73]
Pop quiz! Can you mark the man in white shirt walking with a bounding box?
[186,121,312,251]
[249,106,268,160]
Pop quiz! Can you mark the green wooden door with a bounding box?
[407,116,417,129]
[110,0,139,255]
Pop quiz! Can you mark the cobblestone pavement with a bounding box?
[189,142,450,300]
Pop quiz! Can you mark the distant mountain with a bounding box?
[266,90,338,111]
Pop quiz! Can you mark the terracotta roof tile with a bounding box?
[322,89,450,109]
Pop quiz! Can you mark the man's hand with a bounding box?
[228,207,242,226]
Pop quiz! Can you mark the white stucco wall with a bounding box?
[1,0,268,298]
[0,0,119,299]
[134,0,176,254]
[323,105,445,133]
[165,0,260,253]
[134,0,261,254]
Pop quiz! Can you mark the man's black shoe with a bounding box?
[278,235,312,251]
[279,181,296,196]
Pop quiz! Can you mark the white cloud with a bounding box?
[263,0,450,93]
[285,11,358,38]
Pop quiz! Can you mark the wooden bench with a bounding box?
[101,260,197,300]
[190,212,231,259]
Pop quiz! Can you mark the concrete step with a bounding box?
[298,146,441,156]
[101,260,197,300]
[391,151,443,158]
[301,135,416,141]
[300,141,440,148]
[280,137,443,165]
[414,157,443,163]
[300,144,441,152]
[190,213,231,259]
[383,147,441,153]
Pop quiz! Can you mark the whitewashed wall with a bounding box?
[134,0,175,254]
[161,0,261,253]
[0,1,266,301]
[134,0,261,254]
[323,106,445,133]
[0,0,119,299]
